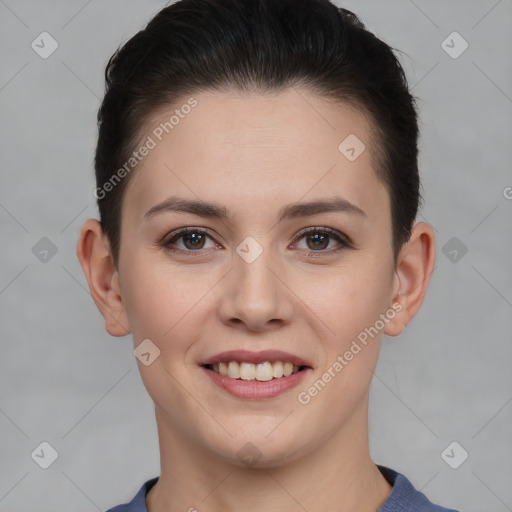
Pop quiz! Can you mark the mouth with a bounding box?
[200,350,313,399]
[202,361,306,381]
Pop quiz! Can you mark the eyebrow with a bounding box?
[143,195,367,222]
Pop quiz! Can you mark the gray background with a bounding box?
[1,1,511,511]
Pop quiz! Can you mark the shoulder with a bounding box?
[103,469,459,512]
[378,466,460,512]
[104,477,159,512]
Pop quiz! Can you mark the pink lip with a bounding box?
[200,350,313,367]
[202,366,311,399]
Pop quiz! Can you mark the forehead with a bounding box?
[123,88,389,225]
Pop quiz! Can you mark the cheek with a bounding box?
[119,253,219,347]
[120,257,217,417]
[308,259,393,347]
[293,262,392,422]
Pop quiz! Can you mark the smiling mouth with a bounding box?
[203,361,307,381]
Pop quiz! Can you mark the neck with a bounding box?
[146,396,392,512]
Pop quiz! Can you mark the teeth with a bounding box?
[210,361,301,381]
[272,361,284,378]
[219,362,228,376]
[227,361,239,379]
[240,362,256,380]
[283,362,293,377]
[256,362,273,381]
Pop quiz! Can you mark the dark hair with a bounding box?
[94,0,421,267]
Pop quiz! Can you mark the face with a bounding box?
[115,88,400,466]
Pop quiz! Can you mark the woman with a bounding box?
[77,0,458,510]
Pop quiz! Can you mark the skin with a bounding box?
[77,88,435,512]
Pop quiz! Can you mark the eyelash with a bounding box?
[160,226,353,257]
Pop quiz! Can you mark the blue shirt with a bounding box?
[105,466,459,512]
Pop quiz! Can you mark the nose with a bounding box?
[217,244,294,332]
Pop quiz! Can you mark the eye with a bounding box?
[162,228,219,252]
[160,226,353,255]
[292,227,352,254]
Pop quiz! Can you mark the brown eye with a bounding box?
[181,231,207,250]
[293,227,352,254]
[305,232,330,250]
[163,228,218,252]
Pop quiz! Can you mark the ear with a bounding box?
[384,221,436,337]
[76,218,131,337]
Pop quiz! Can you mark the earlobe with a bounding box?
[384,222,436,337]
[76,218,131,337]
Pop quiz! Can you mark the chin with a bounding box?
[200,428,308,469]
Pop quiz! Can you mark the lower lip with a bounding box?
[202,366,310,399]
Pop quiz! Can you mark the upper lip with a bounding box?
[201,350,313,368]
